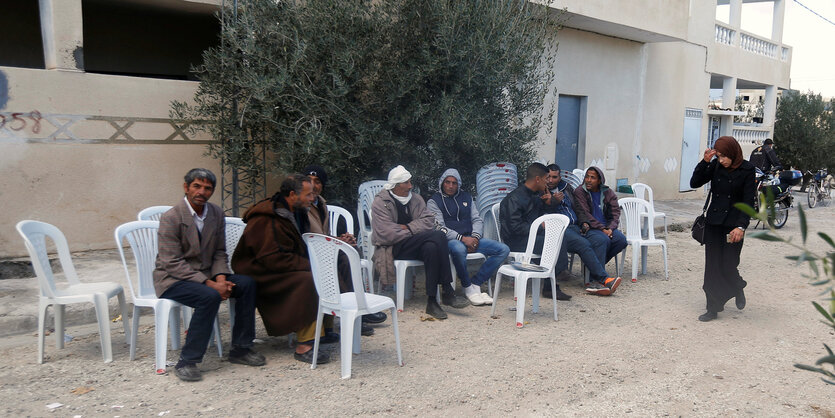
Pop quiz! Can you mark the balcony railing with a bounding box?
[715,23,735,45]
[739,32,777,59]
[733,125,771,145]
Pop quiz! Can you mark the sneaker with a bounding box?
[174,363,202,382]
[441,293,469,309]
[464,284,486,306]
[735,289,746,310]
[294,348,330,364]
[585,281,610,296]
[698,311,718,322]
[603,277,622,294]
[228,348,266,367]
[426,299,448,319]
[479,292,493,305]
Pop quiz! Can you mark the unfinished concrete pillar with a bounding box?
[39,0,84,71]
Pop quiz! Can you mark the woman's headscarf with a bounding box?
[713,136,743,171]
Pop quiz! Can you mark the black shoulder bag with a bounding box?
[691,192,711,245]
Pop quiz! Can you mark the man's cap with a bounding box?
[302,164,327,187]
[763,138,774,145]
[384,165,412,190]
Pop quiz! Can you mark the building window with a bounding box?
[0,0,46,69]
[81,0,220,80]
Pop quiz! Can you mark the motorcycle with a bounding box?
[752,168,800,229]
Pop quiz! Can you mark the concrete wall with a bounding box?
[0,67,219,258]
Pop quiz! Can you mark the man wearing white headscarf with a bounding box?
[372,165,469,319]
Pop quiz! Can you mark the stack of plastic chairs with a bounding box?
[356,180,386,263]
[476,162,517,228]
[561,170,582,189]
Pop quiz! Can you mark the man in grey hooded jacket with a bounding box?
[371,165,469,319]
[427,168,510,306]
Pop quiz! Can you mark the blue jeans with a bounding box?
[555,225,608,283]
[448,238,510,287]
[160,274,256,364]
[587,229,628,265]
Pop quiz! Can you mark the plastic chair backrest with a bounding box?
[327,205,355,237]
[573,168,586,180]
[224,217,246,270]
[303,233,369,312]
[16,220,80,299]
[357,180,385,259]
[618,197,657,241]
[115,221,160,301]
[138,206,173,221]
[522,214,569,270]
[630,183,655,205]
[561,170,582,189]
[491,203,503,242]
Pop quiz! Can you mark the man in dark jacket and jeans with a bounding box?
[572,167,628,272]
[499,163,571,301]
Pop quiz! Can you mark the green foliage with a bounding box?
[773,90,835,173]
[172,0,561,209]
[734,197,835,385]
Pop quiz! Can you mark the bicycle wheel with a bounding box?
[824,182,832,201]
[770,200,789,229]
[808,183,819,208]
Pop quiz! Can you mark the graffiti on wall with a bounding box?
[0,111,42,133]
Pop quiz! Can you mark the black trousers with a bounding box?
[393,230,454,298]
[702,224,747,313]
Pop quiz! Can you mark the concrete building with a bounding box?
[535,0,791,197]
[0,0,791,258]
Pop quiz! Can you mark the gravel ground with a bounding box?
[1,203,833,417]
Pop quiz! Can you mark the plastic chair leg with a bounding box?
[211,317,223,357]
[129,305,141,361]
[662,243,669,280]
[155,306,171,373]
[228,299,236,331]
[490,273,503,317]
[391,308,403,366]
[632,246,640,283]
[117,291,130,344]
[54,304,65,349]
[37,299,48,364]
[514,276,527,328]
[549,275,559,321]
[169,306,182,350]
[339,313,358,379]
[93,293,113,363]
[531,277,541,313]
[396,267,407,312]
[311,310,325,370]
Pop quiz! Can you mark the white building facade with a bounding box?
[0,0,791,257]
[536,0,791,197]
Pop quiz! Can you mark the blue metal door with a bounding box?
[555,95,580,170]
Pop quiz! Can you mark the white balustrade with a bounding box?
[732,126,770,145]
[739,33,777,59]
[714,23,735,45]
[781,47,789,62]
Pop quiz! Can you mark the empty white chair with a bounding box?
[16,220,130,364]
[328,205,373,293]
[617,198,669,282]
[630,183,668,238]
[115,220,223,374]
[137,206,173,221]
[490,214,569,327]
[303,233,402,379]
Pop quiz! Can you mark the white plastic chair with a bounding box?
[16,220,130,364]
[328,205,373,294]
[572,168,586,181]
[490,214,569,328]
[303,233,402,379]
[630,183,668,238]
[356,180,386,264]
[491,202,532,263]
[224,217,247,328]
[115,220,224,374]
[137,206,173,221]
[617,198,669,282]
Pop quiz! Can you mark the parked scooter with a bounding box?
[752,168,800,229]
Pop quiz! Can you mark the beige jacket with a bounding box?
[371,189,435,285]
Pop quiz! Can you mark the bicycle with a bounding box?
[806,169,832,208]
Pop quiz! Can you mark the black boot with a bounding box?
[426,298,448,320]
[735,289,746,310]
[698,311,718,322]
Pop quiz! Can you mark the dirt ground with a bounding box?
[1,204,833,417]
